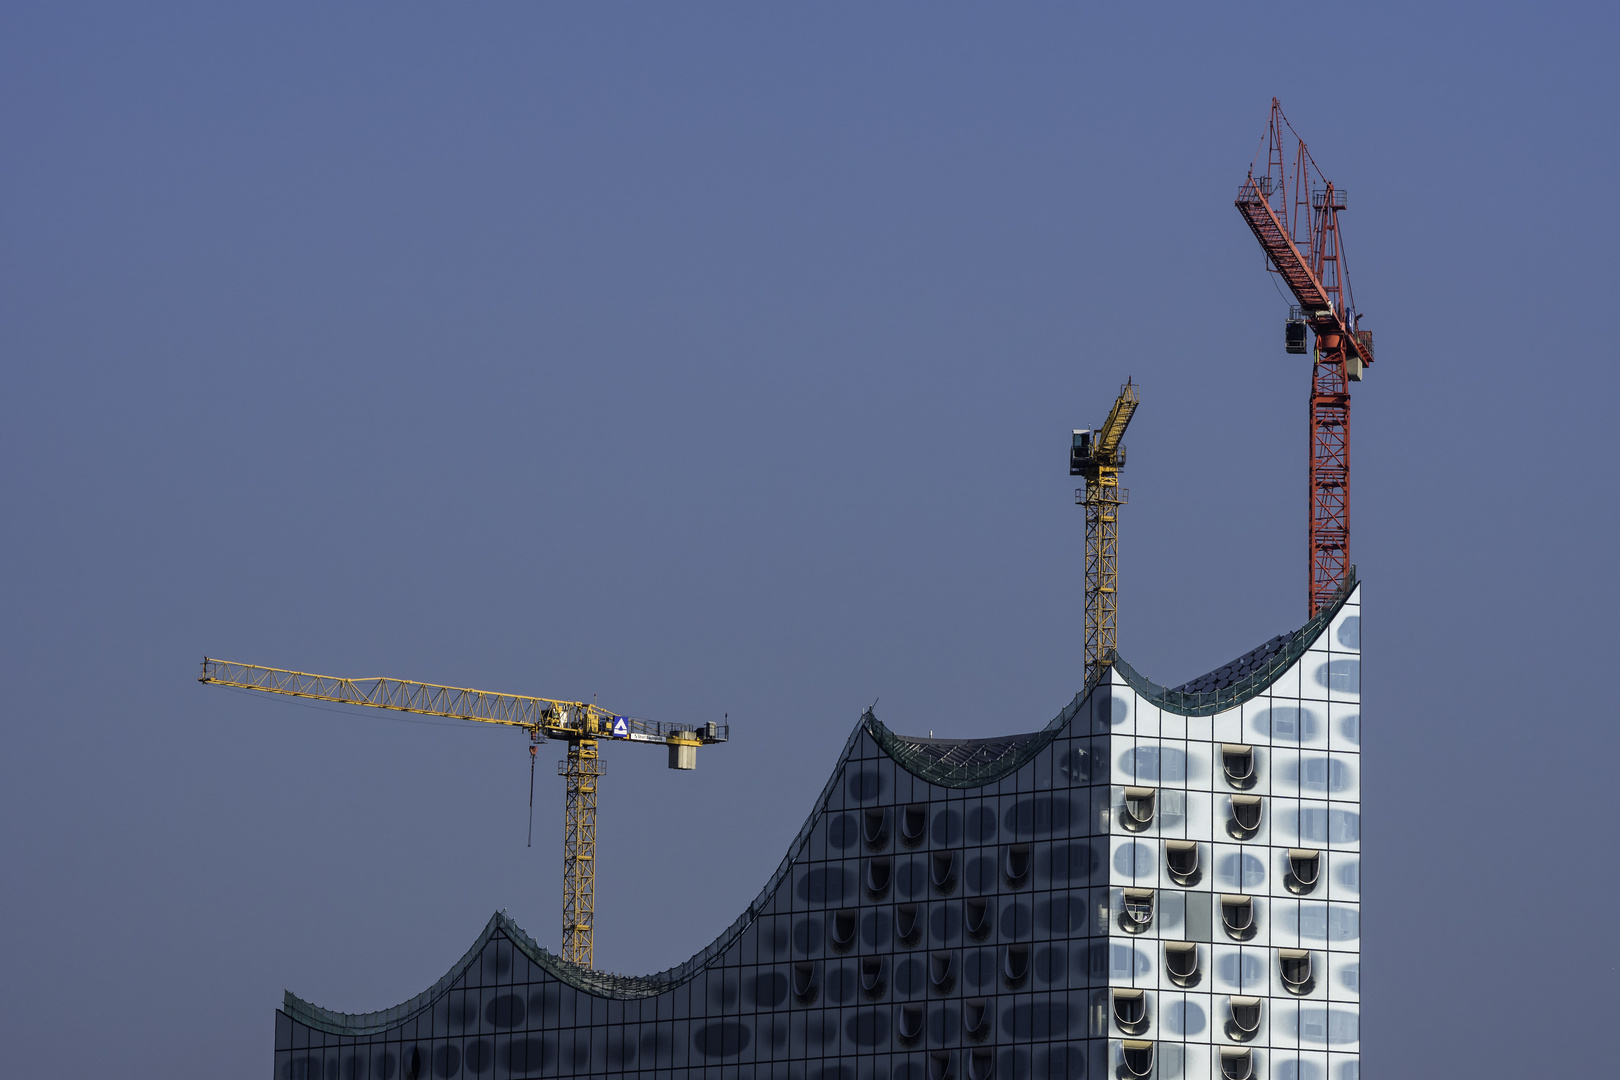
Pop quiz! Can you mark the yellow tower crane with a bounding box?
[198,657,727,969]
[1069,379,1139,687]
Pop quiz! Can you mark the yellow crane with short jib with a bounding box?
[198,657,727,970]
[1070,379,1139,689]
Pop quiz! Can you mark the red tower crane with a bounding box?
[1235,99,1375,616]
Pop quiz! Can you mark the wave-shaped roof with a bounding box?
[284,570,1356,1033]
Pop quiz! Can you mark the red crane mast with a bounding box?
[1235,99,1375,616]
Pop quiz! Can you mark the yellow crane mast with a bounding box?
[198,658,727,969]
[1069,379,1139,687]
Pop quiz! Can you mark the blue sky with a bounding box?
[2,4,1616,1076]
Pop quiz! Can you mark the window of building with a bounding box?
[930,951,956,992]
[1165,840,1200,885]
[1004,844,1030,887]
[830,909,857,951]
[897,1003,924,1045]
[864,808,890,850]
[1220,894,1255,940]
[1123,787,1156,831]
[1122,889,1155,933]
[929,1051,957,1080]
[1003,944,1030,987]
[968,1047,995,1080]
[1113,989,1149,1035]
[793,962,818,1004]
[1228,795,1263,839]
[1159,789,1186,830]
[1286,849,1321,895]
[1121,1041,1155,1078]
[964,998,990,1040]
[866,856,892,899]
[1164,942,1200,988]
[902,804,928,847]
[896,903,921,944]
[1280,949,1313,995]
[931,851,958,893]
[965,897,993,941]
[1228,996,1262,1041]
[861,956,886,997]
[1220,1048,1253,1080]
[1222,744,1256,789]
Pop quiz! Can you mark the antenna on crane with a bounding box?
[1071,379,1139,688]
[1235,98,1375,616]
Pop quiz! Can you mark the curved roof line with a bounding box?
[1112,566,1356,717]
[285,571,1358,1028]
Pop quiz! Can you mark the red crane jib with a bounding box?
[1235,181,1372,366]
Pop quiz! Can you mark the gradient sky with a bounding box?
[2,3,1616,1077]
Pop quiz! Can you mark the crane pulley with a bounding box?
[199,657,727,969]
[1235,99,1375,616]
[1070,378,1139,688]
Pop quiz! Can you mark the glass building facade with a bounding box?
[275,582,1361,1080]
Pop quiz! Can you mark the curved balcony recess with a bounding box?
[1113,988,1149,1036]
[1123,787,1156,831]
[1165,840,1199,884]
[1220,1049,1253,1080]
[1121,1041,1155,1079]
[1221,745,1256,790]
[1286,849,1321,895]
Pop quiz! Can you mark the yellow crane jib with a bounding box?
[1069,379,1139,689]
[198,656,728,969]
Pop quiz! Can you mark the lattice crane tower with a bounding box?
[1070,379,1139,687]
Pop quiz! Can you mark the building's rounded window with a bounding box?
[1227,996,1262,1041]
[861,956,886,997]
[866,857,892,898]
[1002,944,1030,987]
[931,851,958,893]
[901,804,928,847]
[897,1003,924,1045]
[1164,942,1200,988]
[963,998,990,1040]
[895,903,921,944]
[965,897,993,941]
[1165,840,1200,886]
[864,808,891,850]
[929,1050,957,1080]
[793,961,818,1004]
[1004,844,1031,887]
[1120,1040,1155,1078]
[1113,988,1149,1035]
[1221,745,1256,790]
[1220,1048,1254,1080]
[968,1047,995,1080]
[830,909,857,951]
[1122,787,1156,832]
[1220,895,1256,941]
[1227,795,1263,839]
[1286,849,1321,895]
[1121,889,1154,933]
[1280,949,1314,995]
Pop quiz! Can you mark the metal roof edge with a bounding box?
[1112,568,1359,717]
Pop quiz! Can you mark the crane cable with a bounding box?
[527,743,537,848]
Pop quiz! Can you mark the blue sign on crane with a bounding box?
[611,718,629,738]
